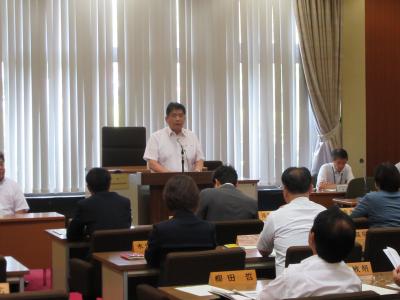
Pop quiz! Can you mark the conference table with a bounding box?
[158,272,400,300]
[93,249,274,300]
[309,191,346,208]
[0,212,65,269]
[5,256,30,292]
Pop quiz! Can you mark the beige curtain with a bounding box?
[294,0,342,174]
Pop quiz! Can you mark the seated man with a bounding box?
[316,148,354,190]
[0,151,29,215]
[351,162,400,227]
[257,167,326,276]
[145,175,216,267]
[257,207,361,300]
[196,165,257,221]
[67,168,131,241]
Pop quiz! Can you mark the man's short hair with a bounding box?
[311,207,356,263]
[213,165,238,185]
[331,148,348,161]
[166,102,186,116]
[163,175,199,212]
[86,168,111,193]
[281,167,312,194]
[374,162,400,192]
[0,151,4,162]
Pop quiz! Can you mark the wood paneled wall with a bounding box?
[366,0,400,175]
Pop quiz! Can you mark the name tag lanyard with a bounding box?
[332,166,344,184]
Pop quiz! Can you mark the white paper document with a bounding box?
[386,283,400,291]
[362,284,399,295]
[175,285,257,299]
[383,247,400,268]
[175,285,214,296]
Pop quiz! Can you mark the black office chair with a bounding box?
[365,177,376,193]
[203,160,223,171]
[102,127,147,167]
[345,178,367,199]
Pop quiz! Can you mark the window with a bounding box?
[0,0,317,193]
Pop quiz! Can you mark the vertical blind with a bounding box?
[0,0,317,193]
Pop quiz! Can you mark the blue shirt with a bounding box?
[351,191,400,227]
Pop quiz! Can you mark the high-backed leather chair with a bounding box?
[345,178,367,199]
[364,227,400,272]
[160,248,246,286]
[69,226,152,299]
[102,126,147,167]
[0,291,68,300]
[136,284,169,300]
[203,160,223,171]
[213,219,264,245]
[365,177,376,193]
[285,243,363,268]
[284,291,379,300]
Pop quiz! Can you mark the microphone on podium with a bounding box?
[177,138,185,173]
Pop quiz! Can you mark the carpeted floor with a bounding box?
[23,269,90,300]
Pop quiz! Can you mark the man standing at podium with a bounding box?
[143,102,204,172]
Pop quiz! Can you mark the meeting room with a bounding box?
[1,0,400,299]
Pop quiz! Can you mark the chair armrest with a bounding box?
[69,258,94,294]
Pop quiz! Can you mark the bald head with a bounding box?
[281,167,312,194]
[311,207,356,263]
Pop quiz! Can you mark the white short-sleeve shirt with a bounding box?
[316,162,354,188]
[257,255,361,300]
[257,197,326,276]
[0,178,29,215]
[143,127,205,172]
[396,162,400,173]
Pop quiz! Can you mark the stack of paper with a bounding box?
[383,247,400,268]
[175,285,257,299]
[362,284,398,295]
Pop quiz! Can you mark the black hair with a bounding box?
[312,207,356,263]
[163,175,199,212]
[374,162,400,192]
[212,165,238,185]
[281,167,312,194]
[0,151,4,162]
[86,168,111,193]
[331,148,348,161]
[166,102,186,116]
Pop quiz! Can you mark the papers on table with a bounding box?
[383,247,400,268]
[386,283,400,291]
[175,285,213,297]
[53,229,66,236]
[362,284,399,295]
[175,285,257,299]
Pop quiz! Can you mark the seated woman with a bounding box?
[351,162,400,227]
[145,175,217,267]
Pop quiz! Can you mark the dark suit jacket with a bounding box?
[145,210,216,267]
[67,191,131,241]
[196,184,258,221]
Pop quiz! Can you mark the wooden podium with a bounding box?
[133,172,214,223]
